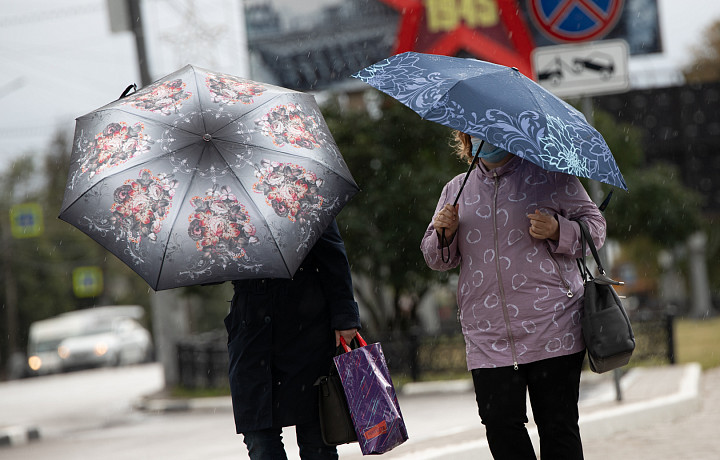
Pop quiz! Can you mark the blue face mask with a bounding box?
[470,137,509,163]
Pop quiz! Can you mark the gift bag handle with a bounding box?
[339,333,367,353]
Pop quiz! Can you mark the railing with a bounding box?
[174,312,675,389]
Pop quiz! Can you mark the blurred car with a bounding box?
[27,315,82,375]
[57,316,153,371]
[27,305,153,375]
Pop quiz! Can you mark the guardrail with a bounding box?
[175,312,675,389]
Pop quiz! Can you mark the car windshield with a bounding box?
[80,319,115,336]
[31,339,62,353]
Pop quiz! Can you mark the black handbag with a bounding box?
[576,220,636,374]
[315,346,358,446]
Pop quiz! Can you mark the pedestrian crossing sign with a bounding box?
[10,202,44,238]
[73,266,104,298]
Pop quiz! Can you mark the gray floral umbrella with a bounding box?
[59,65,358,290]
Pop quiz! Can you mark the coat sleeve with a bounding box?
[310,219,362,331]
[420,182,461,271]
[547,174,607,258]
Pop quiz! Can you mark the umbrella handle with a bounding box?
[441,140,484,263]
[118,83,137,100]
[339,332,367,353]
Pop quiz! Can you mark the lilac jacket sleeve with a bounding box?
[547,175,607,258]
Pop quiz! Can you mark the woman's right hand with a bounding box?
[433,204,459,240]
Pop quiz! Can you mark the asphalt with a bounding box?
[2,362,716,458]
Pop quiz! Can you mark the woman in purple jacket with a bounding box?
[421,131,606,460]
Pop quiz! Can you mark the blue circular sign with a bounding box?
[528,0,624,43]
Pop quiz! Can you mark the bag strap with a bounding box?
[576,220,605,275]
[574,219,623,286]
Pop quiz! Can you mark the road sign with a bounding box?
[528,0,625,43]
[73,266,104,298]
[10,202,43,238]
[532,39,629,98]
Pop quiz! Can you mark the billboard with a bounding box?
[245,0,661,89]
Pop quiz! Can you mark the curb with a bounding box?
[133,395,232,413]
[400,379,473,396]
[0,425,41,448]
[578,362,702,438]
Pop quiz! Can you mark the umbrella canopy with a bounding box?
[59,65,359,290]
[352,52,627,191]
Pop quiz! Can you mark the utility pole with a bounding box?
[1,222,18,379]
[582,96,624,401]
[127,0,152,86]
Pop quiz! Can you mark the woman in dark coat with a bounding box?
[225,219,361,460]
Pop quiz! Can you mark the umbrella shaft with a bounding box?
[452,140,483,206]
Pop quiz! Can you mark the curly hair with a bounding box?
[451,131,474,165]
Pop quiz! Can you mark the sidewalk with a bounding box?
[344,362,706,459]
[1,362,712,458]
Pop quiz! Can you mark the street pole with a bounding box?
[1,223,18,379]
[127,0,152,87]
[581,96,624,401]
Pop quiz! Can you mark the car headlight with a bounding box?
[58,346,70,359]
[94,342,109,357]
[28,355,42,371]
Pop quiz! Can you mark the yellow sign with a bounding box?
[425,0,499,33]
[73,266,104,298]
[10,203,44,238]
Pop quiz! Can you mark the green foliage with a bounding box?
[604,163,704,246]
[590,108,704,247]
[323,95,464,329]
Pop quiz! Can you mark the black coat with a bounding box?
[224,220,361,433]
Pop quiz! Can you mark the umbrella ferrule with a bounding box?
[202,134,212,142]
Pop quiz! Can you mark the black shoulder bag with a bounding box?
[314,343,358,446]
[576,220,636,374]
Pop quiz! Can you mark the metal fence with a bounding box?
[176,330,228,389]
[175,312,676,389]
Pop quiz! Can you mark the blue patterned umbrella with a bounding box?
[352,52,627,191]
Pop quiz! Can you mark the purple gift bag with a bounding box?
[334,334,408,455]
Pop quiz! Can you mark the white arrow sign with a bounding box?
[531,39,630,98]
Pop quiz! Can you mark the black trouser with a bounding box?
[471,350,585,460]
[242,418,338,460]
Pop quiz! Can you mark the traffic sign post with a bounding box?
[531,39,629,98]
[9,203,44,239]
[73,266,104,298]
[528,0,625,43]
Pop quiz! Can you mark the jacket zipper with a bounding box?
[546,248,574,298]
[492,173,519,370]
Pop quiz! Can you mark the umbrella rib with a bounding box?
[210,92,321,139]
[92,106,203,139]
[213,144,292,278]
[151,144,208,290]
[421,67,506,120]
[189,65,210,136]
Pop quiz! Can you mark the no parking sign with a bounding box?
[528,0,625,43]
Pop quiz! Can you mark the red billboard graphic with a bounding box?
[379,0,536,76]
